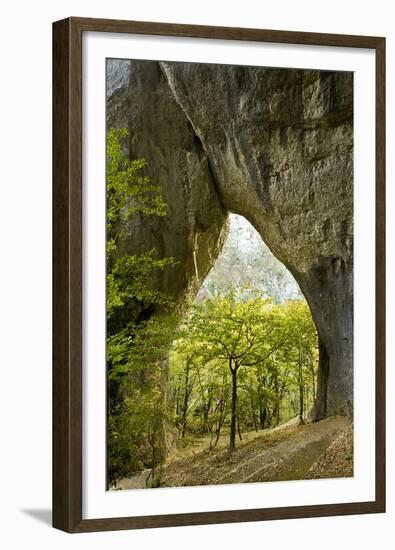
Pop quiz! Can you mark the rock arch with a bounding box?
[107,59,353,419]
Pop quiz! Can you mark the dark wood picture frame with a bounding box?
[53,17,386,533]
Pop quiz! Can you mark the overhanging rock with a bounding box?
[107,60,354,418]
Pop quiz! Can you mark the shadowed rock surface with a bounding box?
[107,59,353,418]
[107,60,228,307]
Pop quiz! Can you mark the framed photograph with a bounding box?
[52,17,385,533]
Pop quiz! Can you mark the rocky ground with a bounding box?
[113,416,353,490]
[306,421,353,479]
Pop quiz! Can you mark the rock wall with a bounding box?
[107,60,228,307]
[107,60,354,418]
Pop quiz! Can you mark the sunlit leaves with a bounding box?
[107,251,177,318]
[106,127,177,484]
[106,127,166,238]
[171,295,318,449]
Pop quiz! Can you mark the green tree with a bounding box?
[186,291,287,452]
[106,127,173,331]
[106,128,177,485]
[282,301,318,423]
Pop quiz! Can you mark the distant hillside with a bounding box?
[196,214,303,303]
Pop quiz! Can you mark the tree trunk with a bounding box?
[259,405,267,430]
[250,395,258,432]
[175,387,180,415]
[313,336,329,419]
[310,354,316,403]
[273,369,281,426]
[181,391,188,438]
[149,432,156,480]
[210,399,226,449]
[229,364,237,452]
[276,403,281,426]
[202,394,212,433]
[181,362,191,438]
[157,355,169,465]
[299,386,304,424]
[237,416,242,441]
[298,357,305,424]
[213,412,226,448]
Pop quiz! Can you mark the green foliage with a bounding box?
[106,128,176,326]
[187,291,286,367]
[107,251,176,319]
[106,127,166,236]
[108,314,179,381]
[106,128,177,486]
[170,295,317,451]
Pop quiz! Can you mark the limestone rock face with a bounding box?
[107,60,354,418]
[107,60,228,306]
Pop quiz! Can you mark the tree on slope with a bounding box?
[106,127,177,485]
[187,291,287,451]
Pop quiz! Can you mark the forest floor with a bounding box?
[113,416,353,490]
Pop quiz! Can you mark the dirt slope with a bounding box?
[114,416,353,490]
[307,421,353,479]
